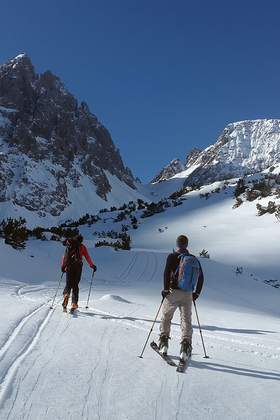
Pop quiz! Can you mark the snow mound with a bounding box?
[99,294,132,304]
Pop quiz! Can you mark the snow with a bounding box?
[132,181,280,278]
[13,53,27,61]
[0,187,279,419]
[99,294,133,303]
[170,164,200,179]
[87,136,96,145]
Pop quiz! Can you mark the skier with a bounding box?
[159,235,204,360]
[61,234,96,312]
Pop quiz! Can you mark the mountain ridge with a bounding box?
[152,119,280,186]
[0,53,141,225]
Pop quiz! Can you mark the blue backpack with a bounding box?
[176,254,200,292]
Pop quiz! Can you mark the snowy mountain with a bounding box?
[152,119,280,187]
[0,54,143,226]
[152,158,185,183]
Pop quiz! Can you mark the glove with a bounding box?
[61,266,66,273]
[192,292,199,301]
[161,289,170,299]
[91,264,97,272]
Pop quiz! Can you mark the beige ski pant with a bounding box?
[160,289,193,342]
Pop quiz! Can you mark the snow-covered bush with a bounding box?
[256,201,277,216]
[199,249,210,258]
[95,233,131,250]
[234,179,246,198]
[232,197,243,209]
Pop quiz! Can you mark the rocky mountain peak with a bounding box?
[151,158,185,183]
[152,119,280,187]
[0,54,137,224]
[186,148,201,167]
[184,119,280,186]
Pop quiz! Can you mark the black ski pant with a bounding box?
[63,263,83,304]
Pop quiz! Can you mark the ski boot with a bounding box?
[180,339,192,362]
[62,294,69,312]
[158,334,170,356]
[70,303,78,314]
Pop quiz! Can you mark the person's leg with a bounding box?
[72,264,82,306]
[160,290,180,338]
[63,272,71,298]
[178,291,193,343]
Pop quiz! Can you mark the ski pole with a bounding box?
[85,270,95,309]
[50,272,64,309]
[193,300,209,358]
[138,297,164,359]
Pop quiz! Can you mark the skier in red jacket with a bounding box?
[61,234,96,312]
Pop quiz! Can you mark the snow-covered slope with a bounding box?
[0,162,280,419]
[0,54,144,226]
[0,232,279,419]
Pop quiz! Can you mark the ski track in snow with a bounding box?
[0,304,53,406]
[117,252,138,281]
[0,301,50,362]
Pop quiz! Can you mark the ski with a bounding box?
[150,341,177,367]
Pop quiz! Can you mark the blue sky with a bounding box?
[1,0,280,181]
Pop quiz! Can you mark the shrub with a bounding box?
[114,212,127,223]
[130,216,138,229]
[275,207,280,221]
[199,249,210,258]
[235,266,243,275]
[95,233,131,250]
[0,218,29,250]
[246,189,260,201]
[256,201,277,216]
[200,193,210,200]
[234,179,246,198]
[232,198,243,209]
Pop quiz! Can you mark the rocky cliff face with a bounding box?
[152,119,280,186]
[0,54,137,222]
[185,119,280,186]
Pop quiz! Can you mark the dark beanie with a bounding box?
[176,235,189,248]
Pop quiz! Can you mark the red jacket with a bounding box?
[62,244,94,270]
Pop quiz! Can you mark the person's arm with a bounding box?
[163,254,174,290]
[193,261,204,299]
[81,244,95,268]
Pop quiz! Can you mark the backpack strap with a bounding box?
[174,252,189,277]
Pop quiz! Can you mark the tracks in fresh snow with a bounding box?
[118,251,159,284]
[0,300,53,406]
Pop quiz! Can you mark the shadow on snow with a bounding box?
[79,311,276,336]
